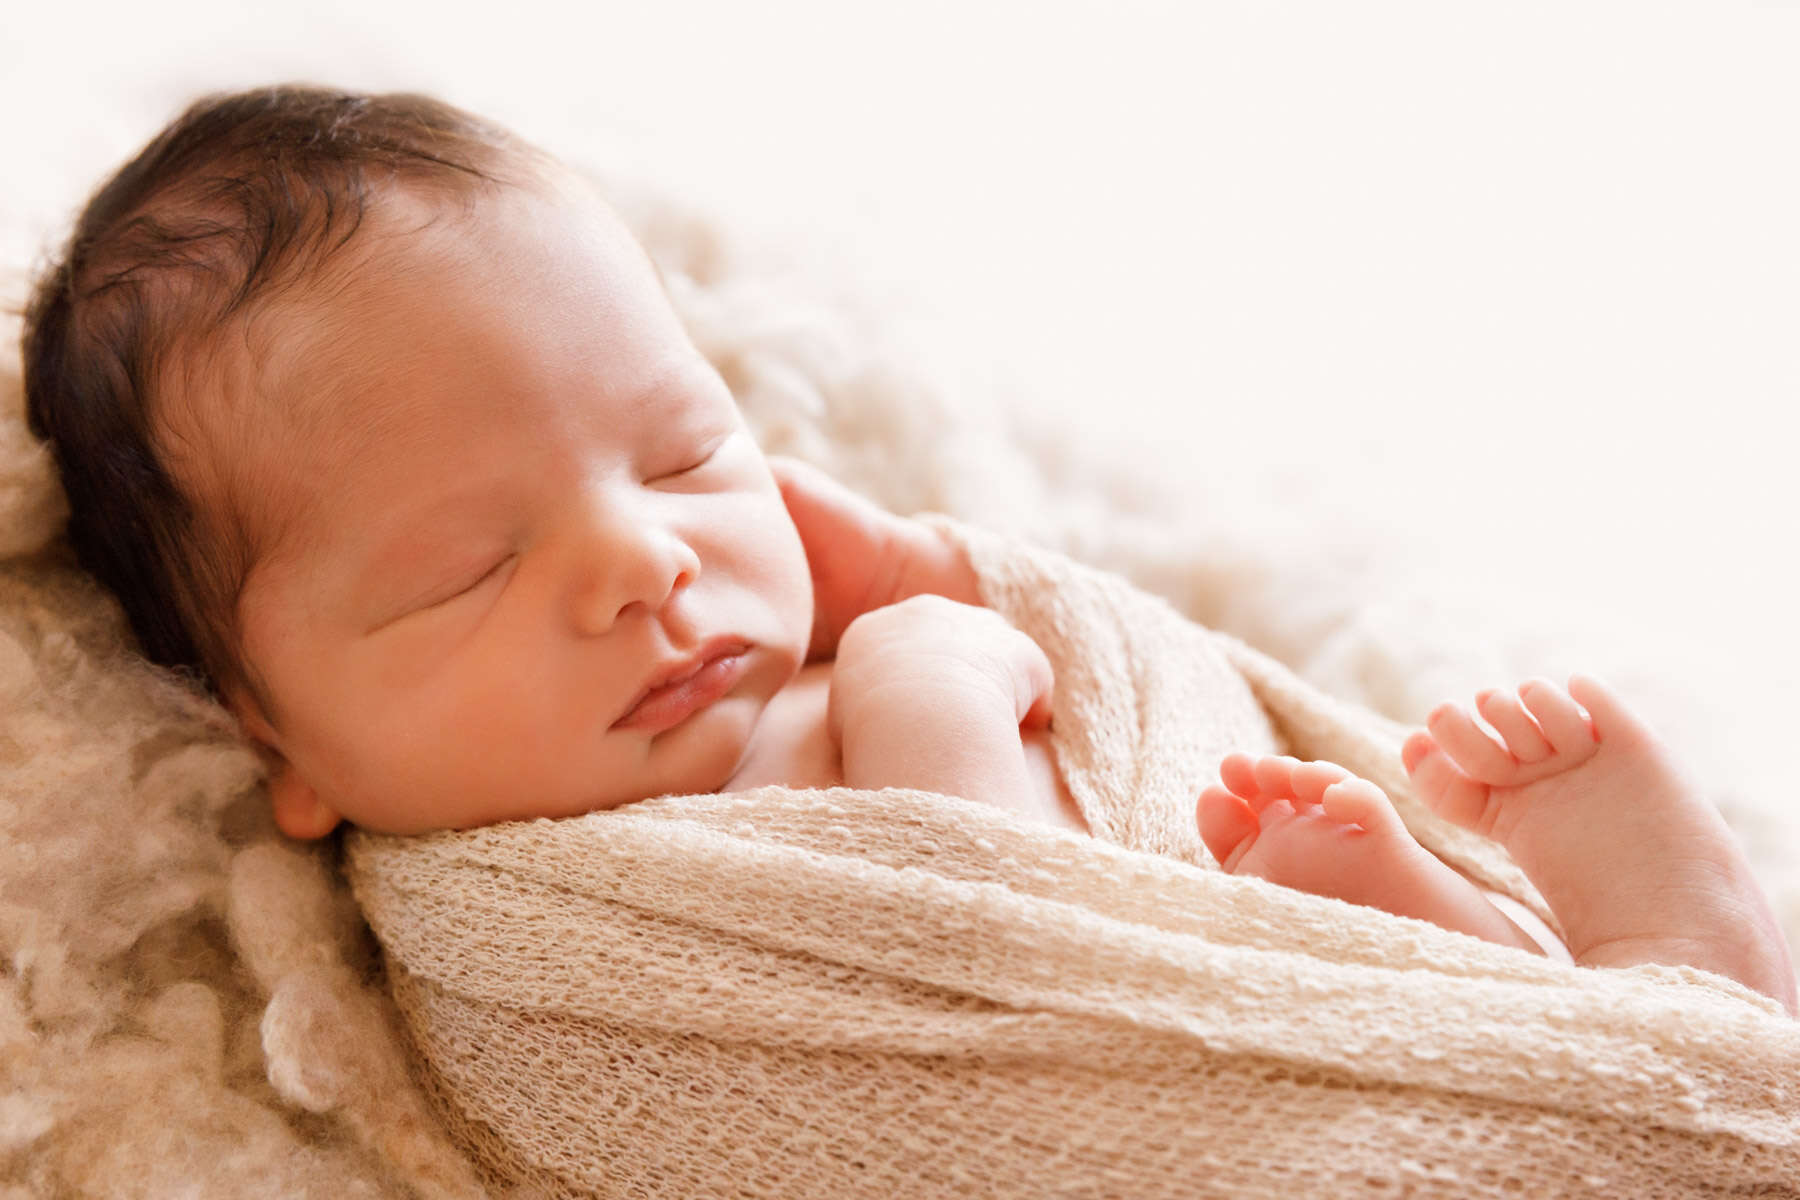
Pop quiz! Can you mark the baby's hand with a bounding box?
[830,595,1053,737]
[770,457,983,660]
[828,596,1053,807]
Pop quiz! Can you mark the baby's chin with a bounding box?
[607,690,768,809]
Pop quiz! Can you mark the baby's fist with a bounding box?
[829,595,1054,741]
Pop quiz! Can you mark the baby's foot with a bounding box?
[1198,754,1541,952]
[1406,675,1797,1014]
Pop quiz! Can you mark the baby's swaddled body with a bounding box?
[348,520,1799,1200]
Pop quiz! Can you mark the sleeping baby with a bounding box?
[22,85,1795,1018]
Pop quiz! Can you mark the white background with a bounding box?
[4,2,1797,788]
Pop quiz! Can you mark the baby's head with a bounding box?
[24,85,813,837]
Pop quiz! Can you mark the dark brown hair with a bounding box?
[22,85,531,703]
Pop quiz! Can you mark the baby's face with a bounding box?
[216,178,813,836]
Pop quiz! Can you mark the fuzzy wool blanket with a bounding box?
[345,519,1797,1198]
[6,171,1800,1196]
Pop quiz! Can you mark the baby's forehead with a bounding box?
[170,175,672,545]
[250,171,625,375]
[174,182,508,431]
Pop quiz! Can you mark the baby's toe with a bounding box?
[1319,776,1404,837]
[1475,689,1553,762]
[1218,753,1261,799]
[1427,701,1518,784]
[1250,755,1305,801]
[1518,679,1597,759]
[1290,759,1354,806]
[1565,674,1653,750]
[1402,730,1435,773]
[1198,785,1260,871]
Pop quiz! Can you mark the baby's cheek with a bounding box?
[768,525,818,644]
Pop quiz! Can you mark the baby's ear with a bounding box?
[228,689,343,840]
[266,769,343,840]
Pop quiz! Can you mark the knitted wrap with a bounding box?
[347,520,1800,1198]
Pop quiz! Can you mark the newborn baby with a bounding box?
[23,85,1794,1016]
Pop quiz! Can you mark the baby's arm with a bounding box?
[830,596,1052,819]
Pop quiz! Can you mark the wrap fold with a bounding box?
[348,520,1800,1198]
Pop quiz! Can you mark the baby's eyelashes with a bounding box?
[372,553,517,631]
[438,554,516,605]
[650,432,734,485]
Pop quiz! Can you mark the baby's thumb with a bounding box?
[1021,684,1054,730]
[1016,642,1055,730]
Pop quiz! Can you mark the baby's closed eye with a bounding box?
[656,440,724,480]
[431,554,516,607]
[372,553,517,632]
[649,429,744,488]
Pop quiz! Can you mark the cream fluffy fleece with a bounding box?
[3,173,1798,1196]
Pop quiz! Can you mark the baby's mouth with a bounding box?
[612,638,752,734]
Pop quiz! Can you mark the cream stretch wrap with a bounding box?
[346,519,1800,1198]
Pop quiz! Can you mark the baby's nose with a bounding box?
[566,503,701,635]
